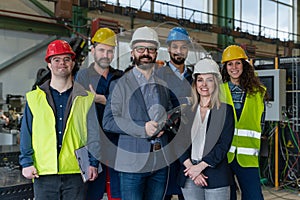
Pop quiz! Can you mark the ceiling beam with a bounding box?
[0,14,70,36]
[0,36,58,71]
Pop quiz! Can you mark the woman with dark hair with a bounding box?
[221,45,267,200]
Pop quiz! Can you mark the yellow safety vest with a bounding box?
[26,87,94,175]
[221,83,265,167]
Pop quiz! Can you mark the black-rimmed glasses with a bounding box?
[134,46,157,53]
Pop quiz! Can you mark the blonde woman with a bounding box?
[177,58,235,200]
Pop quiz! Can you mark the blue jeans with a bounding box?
[119,167,168,200]
[33,174,87,200]
[230,158,264,200]
[181,178,230,200]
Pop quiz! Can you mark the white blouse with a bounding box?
[191,105,210,161]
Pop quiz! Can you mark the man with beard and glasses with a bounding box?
[75,28,123,200]
[156,27,193,200]
[103,26,173,200]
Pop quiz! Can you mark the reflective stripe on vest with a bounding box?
[237,147,259,156]
[229,146,259,156]
[229,146,236,153]
[233,129,261,157]
[235,129,261,139]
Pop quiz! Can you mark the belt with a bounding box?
[151,142,161,152]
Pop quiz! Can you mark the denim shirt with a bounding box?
[132,67,163,144]
[228,81,245,120]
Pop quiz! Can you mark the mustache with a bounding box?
[139,55,152,60]
[173,53,184,57]
[99,58,110,62]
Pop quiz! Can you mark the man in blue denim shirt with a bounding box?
[103,26,173,200]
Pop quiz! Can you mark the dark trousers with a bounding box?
[33,174,87,200]
[164,160,184,200]
[86,166,106,200]
[230,158,264,200]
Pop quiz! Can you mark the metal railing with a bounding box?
[97,0,298,43]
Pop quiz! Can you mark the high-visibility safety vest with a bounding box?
[220,83,266,167]
[26,87,94,175]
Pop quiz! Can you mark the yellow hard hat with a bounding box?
[91,28,117,46]
[221,45,248,63]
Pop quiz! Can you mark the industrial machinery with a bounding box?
[0,94,23,146]
[0,93,33,199]
[0,145,33,200]
[255,57,300,192]
[256,69,286,121]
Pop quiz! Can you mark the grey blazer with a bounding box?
[103,69,172,172]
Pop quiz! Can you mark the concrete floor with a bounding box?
[168,186,300,200]
[260,186,300,200]
[101,186,300,200]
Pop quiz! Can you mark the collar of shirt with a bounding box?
[169,62,187,80]
[228,81,243,93]
[132,67,155,85]
[228,81,245,106]
[91,63,114,81]
[49,86,73,96]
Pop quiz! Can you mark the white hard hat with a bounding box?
[193,58,222,82]
[130,26,160,49]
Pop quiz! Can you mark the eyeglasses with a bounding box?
[134,46,157,54]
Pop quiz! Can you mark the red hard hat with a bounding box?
[45,40,76,63]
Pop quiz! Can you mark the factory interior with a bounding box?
[0,0,300,199]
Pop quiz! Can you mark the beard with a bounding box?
[95,57,111,69]
[170,53,186,65]
[133,55,156,70]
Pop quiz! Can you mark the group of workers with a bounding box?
[19,25,267,200]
